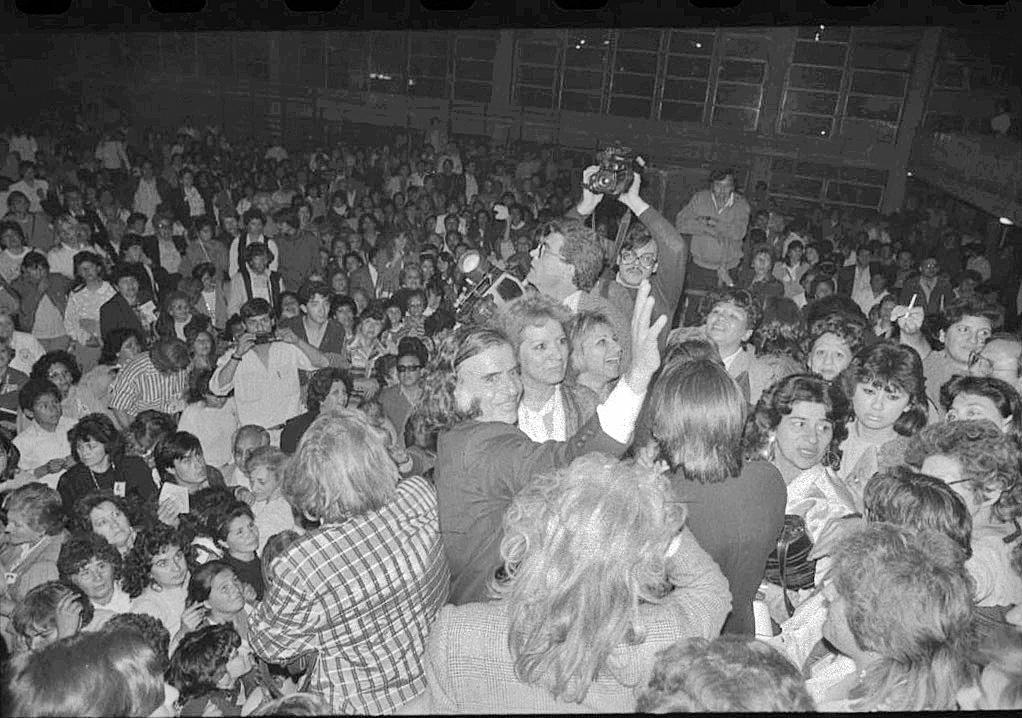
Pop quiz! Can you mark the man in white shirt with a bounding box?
[46,215,89,279]
[8,161,49,214]
[132,160,162,232]
[210,298,330,440]
[228,209,279,278]
[0,309,45,375]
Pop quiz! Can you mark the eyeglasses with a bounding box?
[396,364,422,373]
[620,249,657,268]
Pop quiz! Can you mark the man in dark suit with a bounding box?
[280,282,347,368]
[120,234,170,305]
[100,263,154,342]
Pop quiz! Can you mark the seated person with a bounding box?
[56,532,131,630]
[12,379,76,489]
[9,580,92,654]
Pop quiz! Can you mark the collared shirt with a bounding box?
[109,353,189,416]
[517,385,567,443]
[249,475,450,715]
[209,342,312,429]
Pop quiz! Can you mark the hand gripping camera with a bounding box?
[453,250,527,324]
[585,144,639,196]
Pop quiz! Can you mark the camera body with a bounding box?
[454,250,527,323]
[585,145,638,196]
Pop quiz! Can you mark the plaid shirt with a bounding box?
[248,475,450,714]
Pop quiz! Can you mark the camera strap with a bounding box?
[611,206,633,262]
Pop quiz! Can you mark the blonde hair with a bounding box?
[494,454,684,703]
[491,293,572,354]
[282,409,398,524]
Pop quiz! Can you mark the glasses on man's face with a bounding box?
[396,364,422,373]
[620,250,657,268]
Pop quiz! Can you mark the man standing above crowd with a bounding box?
[675,168,750,322]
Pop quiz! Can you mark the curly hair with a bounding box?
[540,218,605,291]
[103,613,171,675]
[494,454,685,704]
[905,419,1022,524]
[29,350,83,386]
[940,374,1022,446]
[636,636,816,712]
[840,340,928,437]
[742,373,850,470]
[57,532,124,584]
[71,491,153,537]
[122,524,193,598]
[490,293,571,354]
[700,287,764,335]
[419,325,515,433]
[68,413,127,467]
[805,312,868,364]
[167,623,241,705]
[830,523,975,711]
[863,466,972,559]
[752,297,806,364]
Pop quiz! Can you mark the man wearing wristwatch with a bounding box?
[209,297,330,443]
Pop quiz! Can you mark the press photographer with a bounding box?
[570,146,689,352]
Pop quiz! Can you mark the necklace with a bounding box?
[87,460,115,492]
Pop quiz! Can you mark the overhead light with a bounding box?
[695,42,702,49]
[906,171,913,177]
[999,217,1014,225]
[820,130,827,135]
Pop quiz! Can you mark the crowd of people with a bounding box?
[1,109,1022,716]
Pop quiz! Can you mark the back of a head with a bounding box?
[648,358,745,483]
[636,636,816,712]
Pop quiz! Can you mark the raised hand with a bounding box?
[624,279,667,393]
[577,165,605,215]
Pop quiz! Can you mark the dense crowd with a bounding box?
[0,110,1021,716]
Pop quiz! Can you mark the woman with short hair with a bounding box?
[812,523,974,711]
[10,580,93,653]
[417,454,731,713]
[0,484,67,640]
[804,312,867,382]
[56,532,130,630]
[568,310,622,402]
[941,374,1022,445]
[248,408,450,714]
[647,357,785,636]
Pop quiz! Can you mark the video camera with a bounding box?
[453,250,527,324]
[585,144,640,196]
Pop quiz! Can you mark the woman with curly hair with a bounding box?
[416,454,730,712]
[168,623,257,717]
[744,374,856,540]
[56,532,129,630]
[804,311,868,382]
[699,287,763,403]
[28,350,107,424]
[837,340,928,494]
[125,523,198,643]
[905,419,1022,607]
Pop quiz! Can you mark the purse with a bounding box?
[764,514,817,617]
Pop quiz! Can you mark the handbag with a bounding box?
[764,514,817,617]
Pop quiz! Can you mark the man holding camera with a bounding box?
[209,298,331,440]
[676,168,750,322]
[573,167,688,353]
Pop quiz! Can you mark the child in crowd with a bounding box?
[244,446,295,553]
[178,369,239,471]
[12,378,76,488]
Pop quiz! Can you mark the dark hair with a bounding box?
[0,428,21,480]
[743,373,851,469]
[149,337,191,374]
[185,368,214,404]
[167,623,241,705]
[306,367,352,414]
[243,241,273,265]
[938,296,1002,333]
[67,413,126,467]
[71,492,146,536]
[840,340,928,437]
[701,287,764,335]
[122,523,192,598]
[18,377,61,413]
[240,297,273,321]
[102,613,171,674]
[57,532,124,584]
[191,261,217,281]
[805,312,868,358]
[207,501,255,545]
[20,250,48,272]
[127,410,177,456]
[752,297,806,364]
[397,336,429,367]
[649,359,746,483]
[297,281,331,306]
[330,294,357,318]
[241,208,266,226]
[940,374,1022,444]
[185,560,236,607]
[154,431,204,482]
[72,251,105,281]
[708,167,736,184]
[110,262,141,286]
[100,327,145,365]
[863,466,972,559]
[12,580,94,643]
[30,350,83,386]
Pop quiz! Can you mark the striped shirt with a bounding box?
[108,353,189,416]
[248,475,450,714]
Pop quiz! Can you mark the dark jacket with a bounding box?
[100,292,145,341]
[836,262,882,297]
[899,276,955,318]
[280,410,317,455]
[56,455,155,514]
[435,414,627,606]
[11,273,72,332]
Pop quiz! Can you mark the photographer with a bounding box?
[209,298,329,441]
[572,163,688,353]
[675,168,751,318]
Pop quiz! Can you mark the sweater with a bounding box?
[675,189,750,272]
